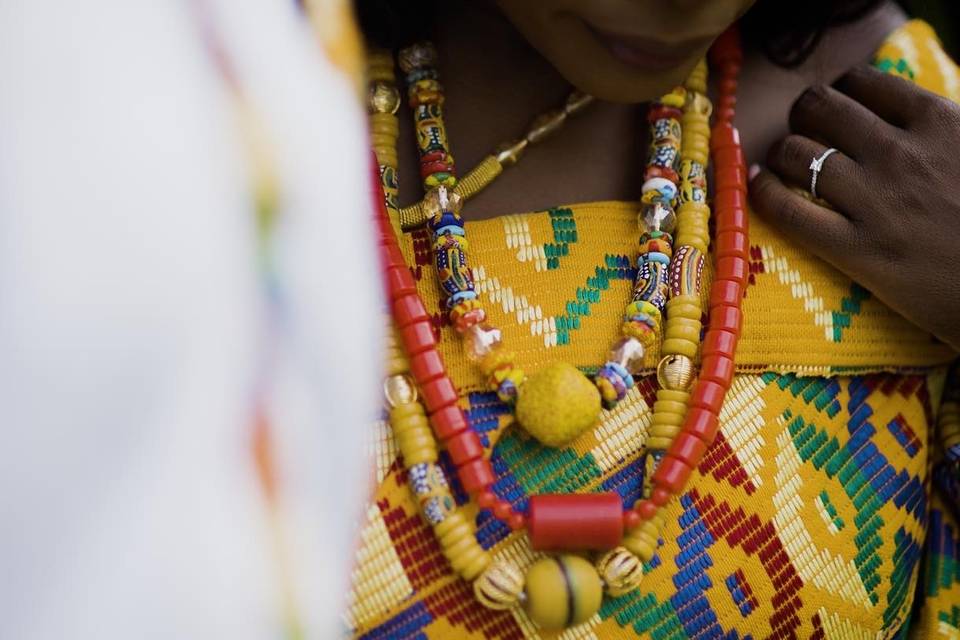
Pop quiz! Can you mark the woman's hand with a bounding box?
[750,65,960,351]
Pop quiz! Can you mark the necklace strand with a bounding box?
[371,27,748,630]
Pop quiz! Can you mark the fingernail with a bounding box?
[748,163,761,181]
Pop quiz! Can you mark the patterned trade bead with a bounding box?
[678,160,707,204]
[408,462,455,525]
[464,323,503,362]
[595,362,632,408]
[637,231,674,259]
[515,362,601,447]
[524,556,603,630]
[596,547,644,597]
[473,560,525,611]
[639,201,678,235]
[657,354,696,391]
[450,299,485,333]
[632,256,670,313]
[383,374,418,408]
[668,245,705,297]
[640,177,678,204]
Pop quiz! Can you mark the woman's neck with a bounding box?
[395,1,906,220]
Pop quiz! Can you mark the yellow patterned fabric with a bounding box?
[349,20,960,640]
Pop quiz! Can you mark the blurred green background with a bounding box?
[900,0,960,58]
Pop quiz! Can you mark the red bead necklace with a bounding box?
[374,28,747,547]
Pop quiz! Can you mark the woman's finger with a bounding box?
[788,83,898,161]
[833,64,928,129]
[765,134,865,215]
[749,168,860,271]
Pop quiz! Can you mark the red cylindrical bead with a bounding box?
[670,432,708,467]
[458,459,494,494]
[431,404,468,440]
[410,349,444,383]
[701,329,738,360]
[711,123,739,150]
[700,354,736,388]
[711,304,743,334]
[385,265,417,298]
[714,145,744,169]
[393,294,430,328]
[446,431,483,465]
[421,377,458,412]
[716,256,749,287]
[716,230,748,260]
[400,320,436,355]
[691,380,726,414]
[715,165,746,191]
[715,189,746,216]
[383,242,406,269]
[652,456,693,495]
[527,493,624,551]
[711,279,743,308]
[684,407,720,444]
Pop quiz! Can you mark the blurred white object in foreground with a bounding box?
[0,0,377,637]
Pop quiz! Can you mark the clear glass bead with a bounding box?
[465,323,502,361]
[639,202,677,235]
[609,336,645,375]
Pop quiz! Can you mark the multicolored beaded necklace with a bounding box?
[370,27,749,630]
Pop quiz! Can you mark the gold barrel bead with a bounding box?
[474,561,525,610]
[526,109,567,144]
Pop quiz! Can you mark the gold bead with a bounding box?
[524,556,602,629]
[596,547,644,597]
[495,139,528,167]
[473,560,525,611]
[564,91,594,115]
[368,81,400,115]
[384,374,417,408]
[657,354,695,391]
[526,109,566,144]
[397,42,437,73]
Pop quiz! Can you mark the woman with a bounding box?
[351,0,960,637]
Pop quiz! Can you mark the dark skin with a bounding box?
[395,1,960,350]
[751,66,960,351]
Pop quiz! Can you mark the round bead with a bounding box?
[515,362,601,447]
[623,509,641,529]
[493,500,514,520]
[639,201,677,234]
[397,42,438,73]
[524,556,603,629]
[509,513,527,531]
[597,547,644,596]
[609,336,645,375]
[657,355,696,391]
[474,560,525,611]
[464,324,503,362]
[478,490,497,509]
[384,374,417,408]
[368,81,401,115]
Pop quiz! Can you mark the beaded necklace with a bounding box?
[371,28,748,630]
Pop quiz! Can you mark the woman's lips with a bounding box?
[590,26,710,71]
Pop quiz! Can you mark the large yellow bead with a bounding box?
[524,555,603,629]
[515,362,600,447]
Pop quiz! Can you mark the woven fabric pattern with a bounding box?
[350,20,960,639]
